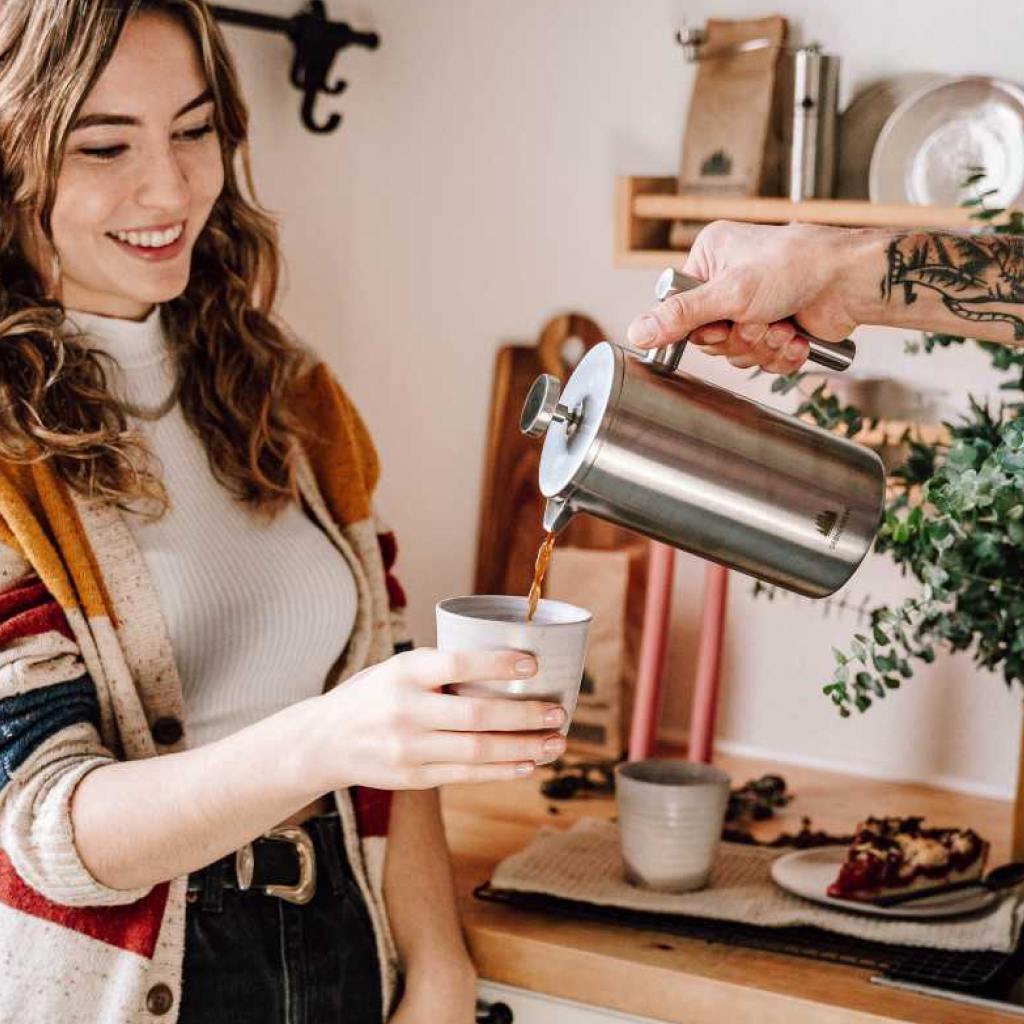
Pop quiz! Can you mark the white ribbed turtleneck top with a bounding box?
[66,307,358,748]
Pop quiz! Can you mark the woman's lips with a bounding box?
[107,227,187,263]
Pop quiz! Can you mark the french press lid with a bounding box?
[520,341,623,499]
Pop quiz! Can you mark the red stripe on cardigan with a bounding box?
[376,534,407,610]
[0,851,169,959]
[0,598,74,647]
[385,574,407,611]
[353,788,392,838]
[377,532,397,570]
[0,581,50,621]
[0,579,75,646]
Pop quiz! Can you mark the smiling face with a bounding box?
[49,10,224,320]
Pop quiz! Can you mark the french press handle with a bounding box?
[650,268,856,373]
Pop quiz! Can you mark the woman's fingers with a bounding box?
[414,761,538,787]
[417,692,565,733]
[404,729,566,768]
[392,647,536,690]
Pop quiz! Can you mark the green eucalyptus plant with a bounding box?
[760,170,1024,717]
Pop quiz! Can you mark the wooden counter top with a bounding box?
[442,750,1019,1023]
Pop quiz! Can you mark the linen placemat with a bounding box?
[489,818,1024,952]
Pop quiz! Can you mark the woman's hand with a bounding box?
[299,648,565,792]
[626,221,867,374]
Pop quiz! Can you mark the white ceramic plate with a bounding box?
[770,847,998,919]
[870,76,1024,208]
[837,73,946,199]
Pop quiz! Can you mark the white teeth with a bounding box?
[112,223,184,248]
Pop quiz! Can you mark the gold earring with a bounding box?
[50,250,61,283]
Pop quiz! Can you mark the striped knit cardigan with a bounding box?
[0,359,411,1024]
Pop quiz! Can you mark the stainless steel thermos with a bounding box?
[520,269,885,598]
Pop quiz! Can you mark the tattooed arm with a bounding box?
[873,231,1024,341]
[626,221,1024,373]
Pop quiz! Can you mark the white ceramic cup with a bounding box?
[615,760,731,892]
[435,595,592,764]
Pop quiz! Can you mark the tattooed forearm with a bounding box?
[882,232,1024,341]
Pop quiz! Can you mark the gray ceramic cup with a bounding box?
[435,595,591,764]
[615,760,731,892]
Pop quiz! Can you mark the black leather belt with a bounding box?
[187,821,321,905]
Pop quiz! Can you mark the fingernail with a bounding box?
[766,328,789,349]
[739,323,763,342]
[699,327,728,344]
[785,341,807,361]
[544,707,566,727]
[515,658,537,676]
[515,762,536,776]
[543,734,566,754]
[631,315,659,348]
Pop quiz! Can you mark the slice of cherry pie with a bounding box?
[826,816,989,903]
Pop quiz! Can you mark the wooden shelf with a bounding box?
[614,176,979,269]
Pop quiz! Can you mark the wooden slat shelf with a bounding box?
[615,175,979,269]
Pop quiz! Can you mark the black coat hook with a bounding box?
[211,2,379,134]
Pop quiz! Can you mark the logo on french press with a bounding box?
[816,511,838,537]
[816,508,850,550]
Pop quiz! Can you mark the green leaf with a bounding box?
[872,652,896,673]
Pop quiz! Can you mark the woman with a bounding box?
[0,3,566,1022]
[627,220,1024,366]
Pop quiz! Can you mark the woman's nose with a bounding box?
[134,145,190,213]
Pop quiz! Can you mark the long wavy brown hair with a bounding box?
[0,0,308,517]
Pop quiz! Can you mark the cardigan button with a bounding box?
[146,983,174,1015]
[152,717,183,746]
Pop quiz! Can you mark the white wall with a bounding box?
[222,0,1024,797]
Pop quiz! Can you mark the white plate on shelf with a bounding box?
[870,75,1024,209]
[837,73,947,199]
[770,847,998,919]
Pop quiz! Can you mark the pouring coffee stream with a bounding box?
[526,531,556,623]
[519,269,886,601]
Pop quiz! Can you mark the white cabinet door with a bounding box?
[478,980,672,1024]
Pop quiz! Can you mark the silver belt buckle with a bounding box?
[235,824,317,905]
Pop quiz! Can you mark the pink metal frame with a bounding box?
[627,543,729,763]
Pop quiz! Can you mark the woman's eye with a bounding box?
[74,122,214,160]
[79,145,128,161]
[176,123,215,142]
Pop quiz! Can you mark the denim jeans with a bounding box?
[179,812,383,1024]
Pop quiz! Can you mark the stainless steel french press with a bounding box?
[520,269,886,598]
